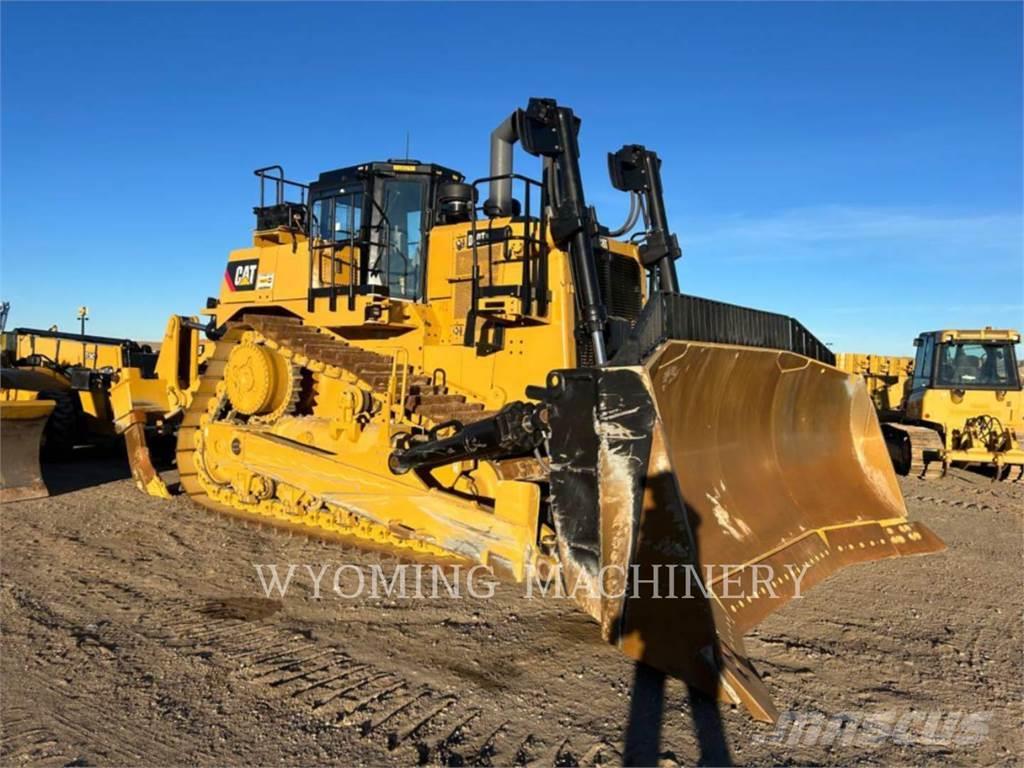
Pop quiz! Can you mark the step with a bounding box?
[415,403,486,422]
[410,393,465,407]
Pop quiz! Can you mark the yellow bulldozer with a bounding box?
[0,317,202,501]
[842,329,1023,480]
[105,98,942,720]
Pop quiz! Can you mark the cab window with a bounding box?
[370,178,426,300]
[333,195,362,240]
[936,342,1020,388]
[311,192,363,242]
[911,337,934,390]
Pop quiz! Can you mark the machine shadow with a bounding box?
[620,470,734,767]
[37,427,175,496]
[41,450,132,496]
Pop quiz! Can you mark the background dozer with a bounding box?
[842,329,1023,480]
[122,98,943,721]
[0,317,204,500]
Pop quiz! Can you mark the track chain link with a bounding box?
[175,317,477,561]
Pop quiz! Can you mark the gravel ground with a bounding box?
[1,457,1021,766]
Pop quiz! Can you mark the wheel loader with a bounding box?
[861,328,1023,480]
[0,321,200,501]
[116,98,943,721]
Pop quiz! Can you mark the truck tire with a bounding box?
[39,390,80,461]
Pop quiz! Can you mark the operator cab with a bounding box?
[912,329,1022,391]
[307,160,469,303]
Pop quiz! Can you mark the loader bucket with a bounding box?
[0,399,56,502]
[545,340,944,722]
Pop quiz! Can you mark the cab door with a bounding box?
[368,176,428,301]
[905,335,935,420]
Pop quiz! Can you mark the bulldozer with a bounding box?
[867,328,1023,480]
[0,320,199,501]
[116,98,943,721]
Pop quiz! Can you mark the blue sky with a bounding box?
[2,2,1021,353]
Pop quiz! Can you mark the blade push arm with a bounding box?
[608,145,682,292]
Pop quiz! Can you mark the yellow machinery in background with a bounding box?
[0,395,55,502]
[0,319,203,500]
[834,352,914,417]
[116,98,943,721]
[107,315,206,497]
[860,328,1023,480]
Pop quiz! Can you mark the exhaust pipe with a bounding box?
[485,98,608,364]
[484,113,520,217]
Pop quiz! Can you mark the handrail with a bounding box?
[254,165,309,208]
[377,346,410,425]
[462,172,550,351]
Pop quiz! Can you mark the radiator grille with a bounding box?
[600,252,643,321]
[576,252,644,365]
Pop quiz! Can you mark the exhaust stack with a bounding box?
[484,113,520,217]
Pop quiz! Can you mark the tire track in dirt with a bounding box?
[150,603,611,765]
[1,483,619,766]
[3,464,1021,766]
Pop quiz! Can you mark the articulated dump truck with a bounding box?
[116,98,943,721]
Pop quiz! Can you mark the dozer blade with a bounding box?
[0,399,56,503]
[545,340,945,722]
[123,412,171,499]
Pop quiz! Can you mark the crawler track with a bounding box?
[176,315,497,560]
[883,423,946,479]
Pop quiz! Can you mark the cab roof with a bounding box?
[312,160,464,195]
[918,328,1021,343]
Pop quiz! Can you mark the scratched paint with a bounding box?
[705,487,752,541]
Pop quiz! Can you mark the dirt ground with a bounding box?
[1,456,1021,767]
